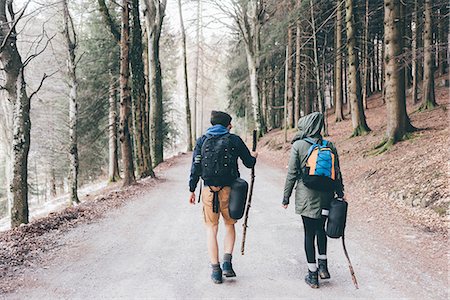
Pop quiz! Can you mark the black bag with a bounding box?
[326,198,348,238]
[228,178,248,220]
[201,134,235,185]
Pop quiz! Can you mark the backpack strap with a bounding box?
[303,137,317,145]
[321,139,329,147]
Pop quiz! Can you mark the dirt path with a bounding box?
[3,155,447,299]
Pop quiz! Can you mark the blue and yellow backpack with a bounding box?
[302,137,337,192]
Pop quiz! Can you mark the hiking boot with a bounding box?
[222,261,236,277]
[305,270,319,288]
[211,267,223,284]
[318,259,330,279]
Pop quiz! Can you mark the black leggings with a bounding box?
[301,216,327,263]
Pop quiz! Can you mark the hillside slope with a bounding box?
[259,84,449,234]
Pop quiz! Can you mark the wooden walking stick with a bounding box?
[342,234,359,289]
[241,129,257,255]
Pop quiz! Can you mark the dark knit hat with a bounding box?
[210,110,232,127]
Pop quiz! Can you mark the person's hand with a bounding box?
[189,192,196,205]
[251,151,258,158]
[282,204,288,209]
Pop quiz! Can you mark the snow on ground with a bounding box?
[0,181,107,232]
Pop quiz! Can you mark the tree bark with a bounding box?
[193,0,201,141]
[287,24,294,128]
[420,0,437,110]
[294,19,301,123]
[62,0,80,205]
[236,0,267,136]
[108,74,120,182]
[381,0,415,148]
[438,4,448,76]
[335,0,344,122]
[119,0,136,186]
[0,1,32,227]
[412,0,420,104]
[177,0,193,152]
[345,0,370,136]
[131,0,154,178]
[144,0,166,166]
[361,0,369,110]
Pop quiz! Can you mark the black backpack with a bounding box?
[200,133,236,185]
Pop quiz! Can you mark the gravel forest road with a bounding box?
[3,155,447,299]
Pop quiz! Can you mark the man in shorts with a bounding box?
[189,111,258,284]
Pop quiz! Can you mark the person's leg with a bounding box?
[302,216,319,288]
[317,215,330,279]
[206,224,219,264]
[220,187,237,277]
[302,216,317,270]
[202,188,222,283]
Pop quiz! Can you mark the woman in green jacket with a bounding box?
[282,112,344,289]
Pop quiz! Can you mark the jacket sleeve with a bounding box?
[236,136,256,168]
[330,142,345,198]
[189,138,203,192]
[283,143,300,205]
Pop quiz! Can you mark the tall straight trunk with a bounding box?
[335,0,344,122]
[420,0,437,110]
[119,0,136,186]
[287,25,294,128]
[177,0,193,151]
[345,0,370,136]
[294,20,301,123]
[0,1,32,226]
[438,4,448,75]
[108,75,120,182]
[382,0,415,148]
[412,0,420,104]
[284,46,289,142]
[268,66,275,129]
[131,0,154,178]
[236,0,266,136]
[50,168,57,197]
[361,0,369,109]
[305,46,313,115]
[63,0,80,204]
[193,0,201,140]
[144,0,166,166]
[310,0,327,134]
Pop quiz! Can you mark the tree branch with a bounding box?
[98,0,120,42]
[29,70,58,101]
[0,0,31,53]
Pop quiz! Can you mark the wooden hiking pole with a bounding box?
[342,234,359,289]
[241,129,257,255]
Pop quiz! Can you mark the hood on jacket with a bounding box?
[291,112,324,144]
[205,124,229,137]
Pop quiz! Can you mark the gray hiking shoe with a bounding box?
[222,261,236,277]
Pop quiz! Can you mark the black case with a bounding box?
[228,178,249,220]
[326,198,348,238]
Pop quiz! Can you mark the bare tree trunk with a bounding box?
[268,66,275,129]
[310,0,326,134]
[108,74,120,182]
[362,0,369,110]
[177,0,193,151]
[144,0,166,166]
[335,0,344,122]
[412,0,420,104]
[438,4,448,76]
[131,0,154,178]
[284,46,289,142]
[50,168,57,197]
[420,0,437,110]
[380,0,415,151]
[0,1,33,226]
[294,19,301,123]
[345,0,371,136]
[119,0,136,186]
[62,0,80,205]
[287,24,294,128]
[235,0,266,136]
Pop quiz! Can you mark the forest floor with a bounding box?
[0,84,448,298]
